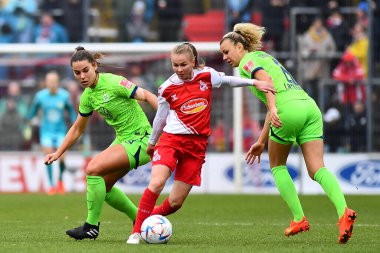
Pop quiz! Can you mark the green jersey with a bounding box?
[79,73,151,142]
[239,51,310,105]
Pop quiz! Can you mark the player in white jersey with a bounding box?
[127,42,275,244]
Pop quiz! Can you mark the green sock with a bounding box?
[272,165,304,222]
[105,186,138,221]
[314,167,347,218]
[46,164,53,187]
[86,176,106,226]
[59,161,65,181]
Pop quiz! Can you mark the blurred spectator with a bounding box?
[64,79,81,112]
[242,116,262,152]
[347,23,368,76]
[112,0,136,42]
[227,0,253,30]
[4,0,37,43]
[323,100,345,152]
[127,0,155,42]
[34,12,68,43]
[156,0,183,42]
[0,81,28,120]
[325,8,351,53]
[0,9,14,80]
[332,51,366,105]
[39,0,64,25]
[356,1,369,29]
[62,0,85,42]
[0,81,29,150]
[299,16,336,100]
[210,118,226,152]
[346,101,367,152]
[261,0,287,51]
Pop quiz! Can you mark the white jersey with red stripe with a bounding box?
[158,66,223,136]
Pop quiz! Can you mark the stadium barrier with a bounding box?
[0,152,379,194]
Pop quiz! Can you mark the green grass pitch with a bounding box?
[0,194,378,253]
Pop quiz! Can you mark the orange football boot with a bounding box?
[338,207,357,244]
[284,216,310,236]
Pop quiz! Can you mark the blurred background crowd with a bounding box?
[0,0,379,154]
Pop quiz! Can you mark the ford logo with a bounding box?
[225,160,298,186]
[339,160,380,187]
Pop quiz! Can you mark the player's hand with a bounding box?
[245,142,265,164]
[146,144,155,160]
[44,152,59,165]
[269,107,282,128]
[254,80,276,95]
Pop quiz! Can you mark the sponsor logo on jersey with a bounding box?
[243,60,254,73]
[120,79,133,89]
[339,160,380,188]
[180,98,208,114]
[200,80,208,91]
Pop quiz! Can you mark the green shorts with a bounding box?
[111,133,151,169]
[269,99,323,145]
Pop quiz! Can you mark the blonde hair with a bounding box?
[220,23,265,52]
[171,42,205,69]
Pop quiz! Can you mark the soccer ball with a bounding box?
[140,215,172,244]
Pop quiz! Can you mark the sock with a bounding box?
[272,165,304,222]
[58,161,65,181]
[151,197,180,216]
[132,188,159,234]
[314,167,347,218]
[105,186,138,221]
[86,176,106,226]
[46,164,53,187]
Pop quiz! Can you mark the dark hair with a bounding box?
[172,42,205,69]
[70,46,103,66]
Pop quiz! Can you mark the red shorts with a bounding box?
[152,132,208,186]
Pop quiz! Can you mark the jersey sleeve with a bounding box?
[117,78,138,99]
[209,67,224,88]
[78,90,93,117]
[148,88,169,145]
[239,56,263,79]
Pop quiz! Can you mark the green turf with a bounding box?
[0,194,378,253]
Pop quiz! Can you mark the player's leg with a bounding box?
[103,136,151,223]
[56,133,67,194]
[269,139,309,236]
[42,144,55,195]
[127,164,172,244]
[66,144,131,240]
[301,139,356,243]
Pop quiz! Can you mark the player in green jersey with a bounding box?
[220,23,356,244]
[44,46,158,240]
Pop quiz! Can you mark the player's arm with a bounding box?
[221,75,276,94]
[45,114,89,164]
[255,69,281,129]
[133,87,158,111]
[146,97,169,158]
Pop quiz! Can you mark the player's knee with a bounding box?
[148,178,165,194]
[85,160,102,176]
[168,197,183,210]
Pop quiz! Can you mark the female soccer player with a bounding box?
[219,23,357,244]
[44,46,158,240]
[127,42,275,244]
[28,71,77,195]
